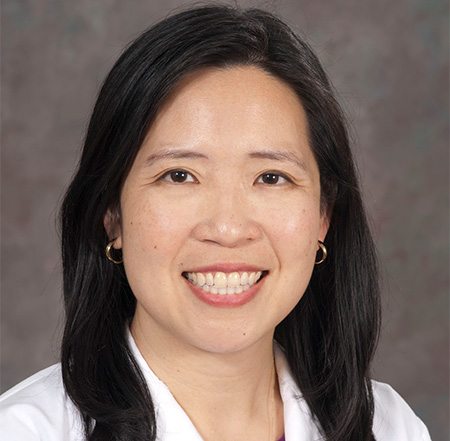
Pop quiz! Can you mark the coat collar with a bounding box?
[273,344,321,440]
[127,331,320,440]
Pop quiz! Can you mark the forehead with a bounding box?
[136,66,312,162]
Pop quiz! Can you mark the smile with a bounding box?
[182,271,267,295]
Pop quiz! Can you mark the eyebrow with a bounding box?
[144,148,309,172]
[145,150,209,167]
[248,150,309,172]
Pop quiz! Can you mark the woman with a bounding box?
[0,5,431,441]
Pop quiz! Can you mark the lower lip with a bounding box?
[184,276,266,307]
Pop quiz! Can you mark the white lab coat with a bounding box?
[0,333,432,440]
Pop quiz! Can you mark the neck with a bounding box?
[131,313,284,441]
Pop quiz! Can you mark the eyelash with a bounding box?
[255,172,291,185]
[159,169,292,185]
[159,169,197,184]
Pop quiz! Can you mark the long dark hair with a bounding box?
[60,5,380,441]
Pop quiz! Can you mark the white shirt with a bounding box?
[0,334,432,441]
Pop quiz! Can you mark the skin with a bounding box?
[105,66,330,441]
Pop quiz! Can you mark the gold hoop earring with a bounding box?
[315,240,327,264]
[106,239,123,264]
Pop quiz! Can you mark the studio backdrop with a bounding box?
[1,1,448,440]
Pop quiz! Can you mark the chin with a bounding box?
[182,325,272,355]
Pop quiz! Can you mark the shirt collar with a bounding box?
[127,330,318,440]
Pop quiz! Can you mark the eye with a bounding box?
[256,172,290,185]
[160,169,197,184]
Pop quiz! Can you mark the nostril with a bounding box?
[192,215,263,248]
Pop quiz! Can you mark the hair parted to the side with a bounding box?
[60,4,381,441]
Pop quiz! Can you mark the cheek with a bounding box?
[266,202,320,259]
[263,199,320,314]
[120,195,193,265]
[270,210,319,313]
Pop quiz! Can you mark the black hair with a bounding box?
[60,4,381,441]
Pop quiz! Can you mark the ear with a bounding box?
[318,204,333,243]
[103,208,122,249]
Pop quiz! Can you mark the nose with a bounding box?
[193,187,262,248]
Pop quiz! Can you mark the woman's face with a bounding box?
[106,66,329,354]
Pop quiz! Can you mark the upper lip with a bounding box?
[182,263,267,273]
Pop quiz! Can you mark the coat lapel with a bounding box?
[129,332,317,441]
[275,344,322,441]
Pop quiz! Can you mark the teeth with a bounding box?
[197,273,206,287]
[227,272,240,287]
[214,272,227,288]
[184,270,264,295]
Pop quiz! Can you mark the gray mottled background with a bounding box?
[1,0,448,439]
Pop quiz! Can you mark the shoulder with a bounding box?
[0,364,84,441]
[371,380,432,441]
